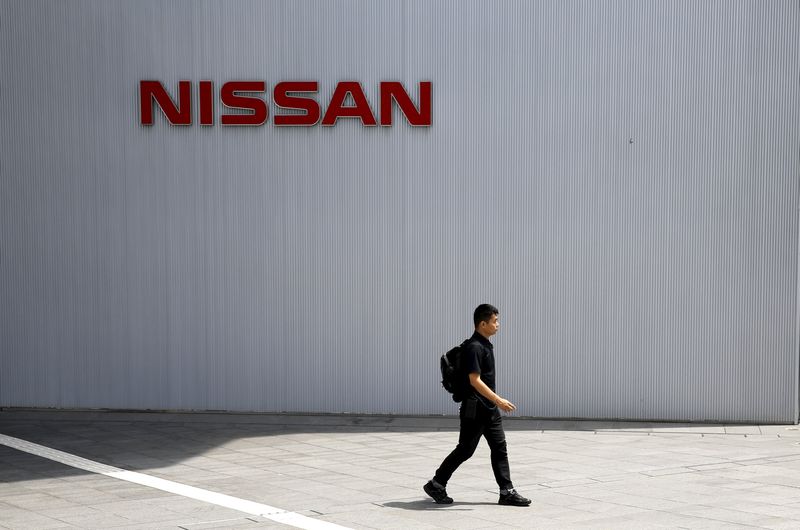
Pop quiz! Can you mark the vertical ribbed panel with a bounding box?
[1,1,798,422]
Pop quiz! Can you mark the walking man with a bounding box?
[424,304,531,506]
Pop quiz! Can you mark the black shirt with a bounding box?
[462,332,496,410]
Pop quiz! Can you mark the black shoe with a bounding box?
[423,480,453,504]
[498,489,531,506]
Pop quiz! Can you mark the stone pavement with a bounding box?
[1,410,800,529]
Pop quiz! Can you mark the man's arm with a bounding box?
[468,372,516,412]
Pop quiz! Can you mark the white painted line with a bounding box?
[0,433,351,530]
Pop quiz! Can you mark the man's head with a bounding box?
[474,303,500,338]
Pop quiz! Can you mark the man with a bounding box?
[424,304,531,506]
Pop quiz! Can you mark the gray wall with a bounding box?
[1,0,798,422]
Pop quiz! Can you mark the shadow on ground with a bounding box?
[0,409,780,485]
[0,410,468,484]
[382,500,497,510]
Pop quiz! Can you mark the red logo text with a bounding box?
[139,80,432,127]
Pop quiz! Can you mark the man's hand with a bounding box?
[495,397,516,413]
[469,372,518,413]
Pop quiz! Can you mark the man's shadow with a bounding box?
[381,500,497,511]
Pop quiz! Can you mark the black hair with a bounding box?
[473,303,499,327]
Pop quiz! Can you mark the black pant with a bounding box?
[434,399,513,490]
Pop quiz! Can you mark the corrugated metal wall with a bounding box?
[1,0,798,422]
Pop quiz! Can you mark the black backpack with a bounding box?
[440,340,470,402]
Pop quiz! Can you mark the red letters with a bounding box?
[321,82,377,126]
[140,80,192,126]
[273,82,321,126]
[138,80,432,127]
[380,81,431,126]
[199,81,214,126]
[220,81,268,126]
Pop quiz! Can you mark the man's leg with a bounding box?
[483,408,513,490]
[484,410,531,506]
[433,413,483,487]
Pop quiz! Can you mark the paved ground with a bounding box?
[1,410,800,529]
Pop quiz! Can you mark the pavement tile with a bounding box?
[590,472,637,483]
[672,504,788,526]
[2,492,76,510]
[730,502,800,519]
[687,462,743,471]
[174,516,288,529]
[37,505,109,520]
[51,488,125,505]
[724,426,762,435]
[43,511,133,527]
[539,478,601,489]
[571,511,716,528]
[84,499,193,522]
[640,467,698,477]
[748,484,800,502]
[566,501,648,517]
[0,512,77,530]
